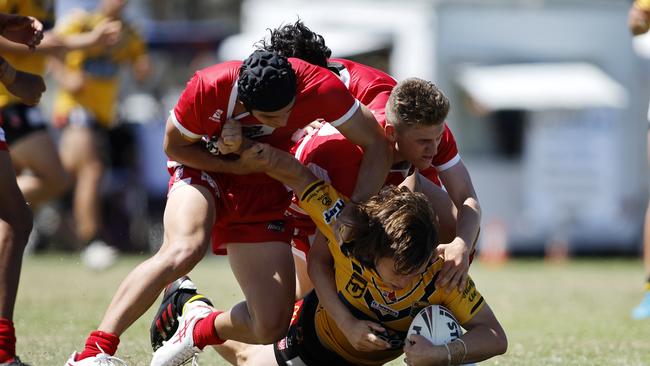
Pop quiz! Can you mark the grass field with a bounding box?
[13,254,650,365]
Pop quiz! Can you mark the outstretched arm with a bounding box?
[238,141,317,193]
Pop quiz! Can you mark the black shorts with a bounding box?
[0,103,47,145]
[273,291,356,366]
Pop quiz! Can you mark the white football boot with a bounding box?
[64,345,127,365]
[149,302,213,366]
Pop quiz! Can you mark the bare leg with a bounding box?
[214,242,295,344]
[0,150,33,320]
[96,184,214,334]
[59,125,104,242]
[10,130,69,208]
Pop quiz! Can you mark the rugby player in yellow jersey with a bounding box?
[0,11,48,366]
[149,139,507,366]
[50,0,150,268]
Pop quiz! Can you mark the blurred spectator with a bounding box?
[0,0,120,232]
[629,0,650,320]
[50,0,150,270]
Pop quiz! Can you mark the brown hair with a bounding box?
[385,78,450,131]
[348,186,437,274]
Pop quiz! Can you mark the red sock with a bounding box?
[192,311,224,349]
[0,318,16,363]
[75,331,120,361]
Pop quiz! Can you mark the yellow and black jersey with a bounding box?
[0,0,55,107]
[298,180,486,366]
[53,11,147,126]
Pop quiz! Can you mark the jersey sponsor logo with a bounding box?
[323,198,344,224]
[345,272,367,298]
[209,109,223,122]
[200,171,219,196]
[438,307,462,339]
[370,300,399,318]
[461,278,478,302]
[242,124,276,139]
[267,220,285,233]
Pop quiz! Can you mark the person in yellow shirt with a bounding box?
[50,0,150,269]
[628,0,650,320]
[0,11,46,366]
[0,0,120,213]
[147,140,507,366]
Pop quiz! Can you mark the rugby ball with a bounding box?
[407,305,463,345]
[407,305,475,365]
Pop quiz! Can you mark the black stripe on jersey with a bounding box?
[351,260,363,275]
[299,180,326,201]
[417,271,440,303]
[470,296,484,314]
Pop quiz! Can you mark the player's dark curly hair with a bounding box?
[256,20,332,68]
[385,78,450,130]
[348,186,437,275]
[238,50,297,112]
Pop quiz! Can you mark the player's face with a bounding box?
[251,99,295,128]
[375,256,430,291]
[394,124,445,170]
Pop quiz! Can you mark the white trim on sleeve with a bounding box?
[435,154,461,172]
[170,110,203,140]
[329,99,360,127]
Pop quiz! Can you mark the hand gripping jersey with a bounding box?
[53,11,147,127]
[298,181,485,365]
[166,58,361,251]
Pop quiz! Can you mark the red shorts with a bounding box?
[0,127,7,151]
[168,163,294,255]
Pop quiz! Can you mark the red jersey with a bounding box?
[172,58,360,153]
[294,123,459,198]
[289,59,460,251]
[328,58,395,126]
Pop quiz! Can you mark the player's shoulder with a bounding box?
[289,57,338,82]
[194,61,241,86]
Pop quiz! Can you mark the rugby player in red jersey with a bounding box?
[259,21,481,294]
[66,49,391,365]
